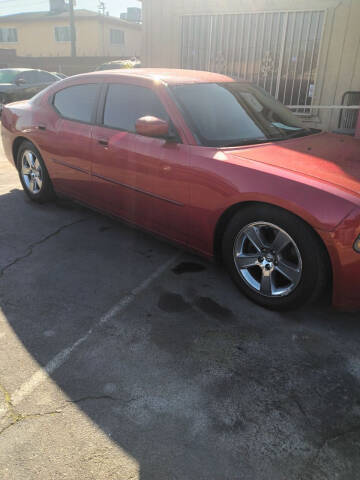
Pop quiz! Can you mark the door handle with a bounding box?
[98,139,109,146]
[38,125,46,131]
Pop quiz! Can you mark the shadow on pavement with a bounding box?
[1,187,360,479]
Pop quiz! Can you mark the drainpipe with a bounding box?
[69,0,76,57]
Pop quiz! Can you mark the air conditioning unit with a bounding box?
[49,0,68,14]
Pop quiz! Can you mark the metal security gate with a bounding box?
[181,11,325,113]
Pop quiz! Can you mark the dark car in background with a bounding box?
[96,58,141,71]
[51,72,67,80]
[0,68,60,109]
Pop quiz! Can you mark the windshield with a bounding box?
[0,69,18,84]
[171,82,316,147]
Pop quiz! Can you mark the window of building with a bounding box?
[0,27,18,42]
[110,29,125,45]
[103,84,169,132]
[53,84,100,123]
[55,26,71,42]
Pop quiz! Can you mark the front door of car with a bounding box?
[91,82,190,245]
[36,70,59,91]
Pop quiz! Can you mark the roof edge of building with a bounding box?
[0,9,141,29]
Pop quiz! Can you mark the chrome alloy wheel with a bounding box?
[21,150,43,195]
[233,222,302,297]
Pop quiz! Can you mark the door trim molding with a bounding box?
[92,172,184,207]
[51,158,89,174]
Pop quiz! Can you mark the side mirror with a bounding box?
[15,78,26,86]
[135,116,170,138]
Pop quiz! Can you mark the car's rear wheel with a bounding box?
[17,141,54,203]
[222,204,328,310]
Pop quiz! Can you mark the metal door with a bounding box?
[181,11,325,113]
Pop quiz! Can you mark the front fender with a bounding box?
[186,150,358,256]
[317,208,360,310]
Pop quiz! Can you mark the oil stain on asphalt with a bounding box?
[158,290,234,321]
[158,292,192,313]
[194,296,234,320]
[172,262,206,275]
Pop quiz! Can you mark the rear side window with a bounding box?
[38,71,57,83]
[18,71,39,84]
[53,84,100,123]
[103,84,169,132]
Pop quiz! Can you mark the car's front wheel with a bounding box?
[222,204,329,310]
[0,93,8,106]
[17,141,54,203]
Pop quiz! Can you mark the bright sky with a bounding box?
[0,0,141,17]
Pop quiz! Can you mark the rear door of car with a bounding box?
[91,80,190,244]
[15,71,57,101]
[13,70,40,100]
[46,82,102,202]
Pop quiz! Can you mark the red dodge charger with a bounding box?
[1,69,360,311]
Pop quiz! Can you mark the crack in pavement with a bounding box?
[0,216,92,279]
[66,395,121,404]
[291,393,315,430]
[0,382,18,423]
[0,409,62,436]
[0,381,61,436]
[65,394,140,405]
[0,382,139,438]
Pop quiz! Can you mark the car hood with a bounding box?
[229,132,360,197]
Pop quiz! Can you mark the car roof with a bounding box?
[0,68,33,72]
[0,68,49,73]
[76,68,236,85]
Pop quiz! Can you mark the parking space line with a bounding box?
[1,253,181,415]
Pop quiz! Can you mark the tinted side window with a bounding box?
[103,84,169,132]
[18,71,39,84]
[38,71,57,83]
[53,84,100,123]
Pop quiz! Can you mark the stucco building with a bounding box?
[0,9,141,58]
[141,0,360,131]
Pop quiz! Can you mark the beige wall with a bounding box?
[97,18,142,57]
[142,0,360,130]
[0,16,141,58]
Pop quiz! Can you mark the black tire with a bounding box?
[0,93,8,105]
[17,140,55,203]
[222,204,329,311]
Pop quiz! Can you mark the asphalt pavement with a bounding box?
[0,138,360,480]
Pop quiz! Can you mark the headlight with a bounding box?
[354,235,360,253]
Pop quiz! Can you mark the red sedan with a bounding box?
[1,69,360,311]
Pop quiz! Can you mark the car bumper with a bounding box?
[318,208,360,311]
[1,119,16,167]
